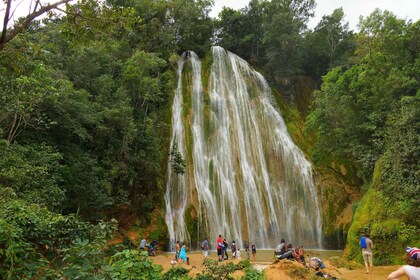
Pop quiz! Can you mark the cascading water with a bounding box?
[165,47,322,250]
[164,54,189,250]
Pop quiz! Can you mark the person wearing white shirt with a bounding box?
[388,246,420,280]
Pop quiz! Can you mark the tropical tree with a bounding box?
[306,11,419,182]
[302,8,355,82]
[262,0,315,88]
[216,0,266,65]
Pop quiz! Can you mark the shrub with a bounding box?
[287,266,309,279]
[242,267,264,280]
[196,259,237,279]
[106,249,163,279]
[236,259,251,270]
[164,265,191,280]
[0,196,117,279]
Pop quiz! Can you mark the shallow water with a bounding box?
[181,249,344,263]
[247,249,344,263]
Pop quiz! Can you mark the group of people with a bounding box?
[140,233,419,280]
[174,241,189,264]
[139,238,158,256]
[274,239,307,265]
[263,233,419,280]
[198,235,257,262]
[216,235,258,262]
[273,238,330,277]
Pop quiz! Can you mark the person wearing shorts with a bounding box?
[216,234,224,261]
[201,238,209,259]
[362,233,374,273]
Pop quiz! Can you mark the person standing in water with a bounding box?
[251,242,257,261]
[360,233,374,273]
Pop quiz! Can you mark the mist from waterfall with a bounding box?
[165,47,322,250]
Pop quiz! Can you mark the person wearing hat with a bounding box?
[387,246,420,280]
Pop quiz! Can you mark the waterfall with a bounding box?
[164,54,189,250]
[165,47,322,250]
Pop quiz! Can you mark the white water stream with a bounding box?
[165,47,322,250]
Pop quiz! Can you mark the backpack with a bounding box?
[201,241,205,250]
[360,236,367,248]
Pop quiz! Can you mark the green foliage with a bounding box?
[194,258,238,279]
[108,0,214,57]
[0,62,57,143]
[184,205,199,244]
[302,8,355,81]
[0,140,64,210]
[0,0,419,275]
[339,16,419,264]
[0,0,182,222]
[327,256,352,269]
[286,265,309,279]
[217,0,318,93]
[170,143,187,174]
[216,1,266,65]
[377,94,420,225]
[61,0,140,44]
[163,265,191,280]
[242,266,264,280]
[356,9,411,67]
[148,216,169,247]
[106,249,163,279]
[345,93,419,265]
[165,0,214,57]
[60,238,107,279]
[306,14,419,183]
[194,273,214,280]
[346,188,419,265]
[0,195,117,279]
[236,259,252,270]
[262,0,315,85]
[122,50,167,104]
[0,217,51,279]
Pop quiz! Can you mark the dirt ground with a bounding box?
[151,251,245,278]
[337,266,407,280]
[150,252,405,280]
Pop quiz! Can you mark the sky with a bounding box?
[2,0,419,31]
[210,0,420,30]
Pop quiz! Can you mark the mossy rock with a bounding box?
[148,215,169,249]
[185,204,199,245]
[346,187,419,265]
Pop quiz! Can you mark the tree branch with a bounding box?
[1,0,13,47]
[0,0,73,51]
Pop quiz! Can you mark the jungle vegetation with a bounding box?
[0,0,418,277]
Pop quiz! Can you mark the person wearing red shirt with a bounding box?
[216,234,224,261]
